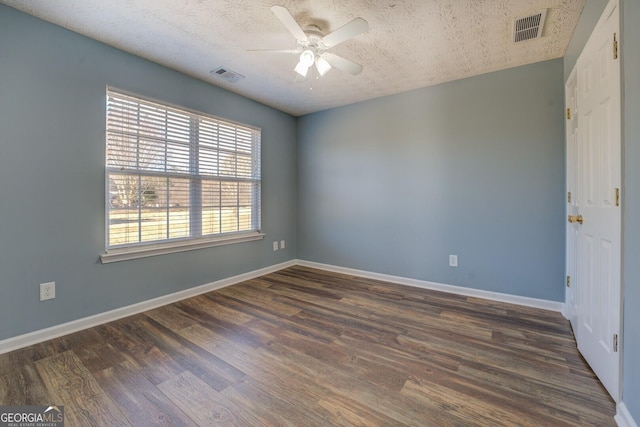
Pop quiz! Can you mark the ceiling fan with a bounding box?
[252,5,369,79]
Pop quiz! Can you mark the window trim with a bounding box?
[101,87,262,262]
[100,231,264,263]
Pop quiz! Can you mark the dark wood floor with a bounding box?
[0,266,615,426]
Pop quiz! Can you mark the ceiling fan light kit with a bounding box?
[294,49,316,77]
[254,5,369,80]
[315,56,332,76]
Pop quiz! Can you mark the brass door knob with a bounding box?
[568,214,583,224]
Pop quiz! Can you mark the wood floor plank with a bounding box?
[174,299,266,348]
[158,370,261,426]
[219,282,304,317]
[212,292,338,345]
[128,316,245,390]
[94,319,187,386]
[73,341,127,374]
[1,266,616,426]
[0,362,53,406]
[455,362,615,425]
[401,375,568,427]
[94,361,198,427]
[185,293,256,325]
[221,374,333,427]
[317,395,406,427]
[145,304,201,331]
[35,350,130,426]
[257,339,461,427]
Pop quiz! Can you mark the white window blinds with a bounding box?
[105,88,261,251]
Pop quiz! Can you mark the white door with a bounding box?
[574,0,621,401]
[565,67,579,332]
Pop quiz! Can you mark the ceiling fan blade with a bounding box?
[322,53,364,75]
[271,5,308,43]
[319,17,368,48]
[247,49,299,54]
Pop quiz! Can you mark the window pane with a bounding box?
[109,174,136,209]
[236,128,253,154]
[139,176,167,243]
[198,147,219,176]
[168,178,190,239]
[237,154,252,178]
[221,181,237,207]
[109,206,140,246]
[221,207,238,233]
[219,152,236,177]
[199,118,219,149]
[138,139,165,171]
[107,134,137,169]
[239,182,255,231]
[238,182,253,206]
[108,174,140,245]
[219,181,237,233]
[239,206,252,230]
[202,180,221,235]
[167,141,190,173]
[219,123,237,151]
[140,207,166,242]
[166,110,191,143]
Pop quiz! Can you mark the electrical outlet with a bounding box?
[40,281,55,301]
[449,255,458,267]
[280,240,286,249]
[273,241,279,251]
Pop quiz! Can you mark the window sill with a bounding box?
[100,232,265,264]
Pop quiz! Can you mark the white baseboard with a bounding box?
[0,258,566,355]
[616,402,639,427]
[0,260,296,355]
[296,260,565,313]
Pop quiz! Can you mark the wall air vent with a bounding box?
[513,10,547,43]
[210,66,245,83]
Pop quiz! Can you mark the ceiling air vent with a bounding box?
[513,10,547,43]
[210,66,245,83]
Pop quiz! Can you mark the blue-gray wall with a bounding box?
[0,5,297,340]
[297,59,565,301]
[621,0,640,421]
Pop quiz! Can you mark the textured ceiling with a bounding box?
[1,0,585,116]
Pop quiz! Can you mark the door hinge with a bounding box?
[567,191,572,203]
[613,334,618,352]
[615,188,620,207]
[613,33,618,59]
[566,276,571,288]
[566,108,571,120]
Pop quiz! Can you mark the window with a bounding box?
[102,88,262,262]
